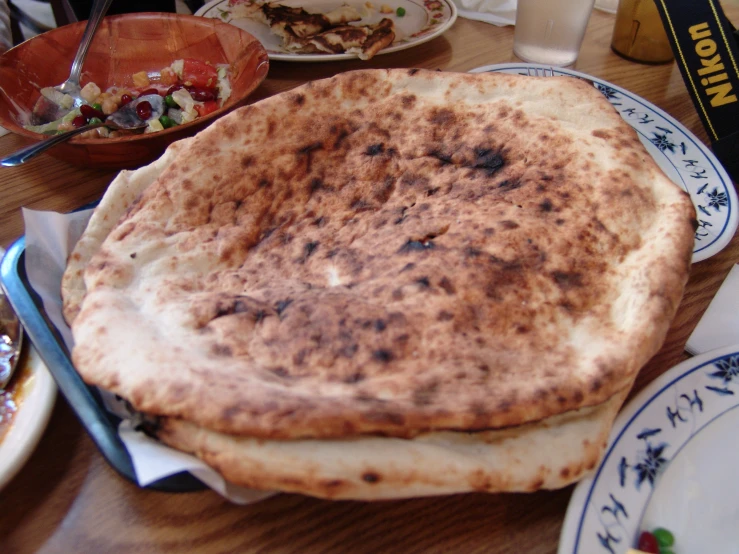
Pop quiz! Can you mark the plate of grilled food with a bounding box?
[196,0,457,61]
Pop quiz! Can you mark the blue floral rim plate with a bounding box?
[470,63,738,264]
[557,343,739,554]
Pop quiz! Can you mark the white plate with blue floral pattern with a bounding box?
[471,63,738,264]
[557,343,739,554]
[196,0,457,62]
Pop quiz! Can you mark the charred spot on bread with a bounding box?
[398,239,435,253]
[365,143,384,156]
[372,349,393,363]
[362,471,380,483]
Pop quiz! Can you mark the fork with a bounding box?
[31,0,114,123]
[526,67,556,78]
[525,66,597,88]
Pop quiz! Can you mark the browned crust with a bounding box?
[261,3,395,59]
[155,388,629,500]
[68,69,696,440]
[263,4,330,38]
[361,18,395,58]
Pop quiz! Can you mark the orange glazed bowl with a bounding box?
[0,13,269,169]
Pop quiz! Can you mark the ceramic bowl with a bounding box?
[0,13,269,169]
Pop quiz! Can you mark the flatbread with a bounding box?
[63,69,695,498]
[62,138,194,325]
[155,388,629,499]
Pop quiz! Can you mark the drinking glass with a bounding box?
[513,0,597,67]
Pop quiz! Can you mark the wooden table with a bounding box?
[1,6,738,553]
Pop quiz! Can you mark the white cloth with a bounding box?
[451,0,517,26]
[686,264,739,355]
[593,0,618,13]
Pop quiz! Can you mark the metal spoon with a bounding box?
[1,95,165,167]
[0,251,22,390]
[31,0,114,124]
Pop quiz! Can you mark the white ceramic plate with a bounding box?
[471,63,739,264]
[558,343,739,554]
[196,0,457,62]
[0,345,56,491]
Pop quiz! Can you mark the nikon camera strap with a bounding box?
[653,0,739,180]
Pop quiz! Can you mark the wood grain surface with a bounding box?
[1,6,738,553]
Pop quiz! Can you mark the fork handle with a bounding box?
[0,123,106,167]
[66,0,115,89]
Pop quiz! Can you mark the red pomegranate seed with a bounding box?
[72,115,87,128]
[80,104,104,121]
[79,104,94,119]
[136,100,152,120]
[120,94,133,106]
[140,88,159,97]
[186,86,216,102]
[637,531,660,554]
[166,84,183,96]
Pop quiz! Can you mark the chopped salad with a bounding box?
[25,58,231,139]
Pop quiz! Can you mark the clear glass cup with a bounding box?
[611,0,674,64]
[513,0,597,67]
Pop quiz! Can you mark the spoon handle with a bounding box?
[66,0,115,90]
[0,123,105,167]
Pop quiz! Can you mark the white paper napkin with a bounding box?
[451,0,517,26]
[0,125,9,138]
[686,264,739,355]
[594,0,618,13]
[22,207,276,505]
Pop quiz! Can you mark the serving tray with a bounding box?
[0,237,204,492]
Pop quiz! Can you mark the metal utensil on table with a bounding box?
[31,0,114,124]
[0,249,23,390]
[2,95,165,167]
[526,67,555,78]
[525,66,597,87]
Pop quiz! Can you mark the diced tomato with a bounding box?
[637,532,660,554]
[195,100,219,117]
[182,59,219,89]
